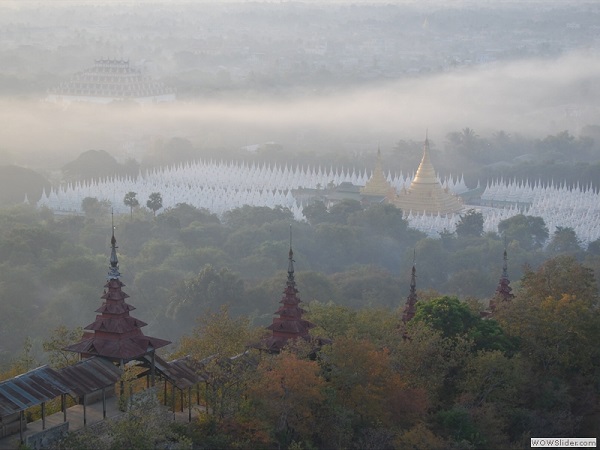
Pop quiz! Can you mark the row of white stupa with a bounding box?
[35,159,600,247]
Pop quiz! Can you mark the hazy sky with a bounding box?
[2,49,598,169]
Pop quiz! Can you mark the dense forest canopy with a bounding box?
[0,201,598,367]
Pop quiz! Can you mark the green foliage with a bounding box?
[166,265,246,333]
[81,197,111,218]
[42,325,83,369]
[498,214,548,250]
[326,199,363,225]
[519,255,598,304]
[329,265,402,309]
[161,203,220,228]
[57,390,192,450]
[413,296,517,355]
[302,200,328,225]
[123,191,139,218]
[414,296,479,338]
[348,202,409,239]
[455,209,484,238]
[222,204,293,229]
[146,192,163,216]
[546,226,582,255]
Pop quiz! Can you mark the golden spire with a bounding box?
[390,133,463,216]
[412,137,438,186]
[361,147,395,197]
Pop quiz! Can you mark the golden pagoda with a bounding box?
[390,136,463,215]
[360,148,396,198]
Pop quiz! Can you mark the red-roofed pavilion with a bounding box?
[65,226,170,380]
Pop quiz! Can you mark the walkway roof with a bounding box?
[0,366,70,417]
[0,357,123,418]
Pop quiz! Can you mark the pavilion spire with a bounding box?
[493,241,514,307]
[65,223,170,361]
[108,212,120,280]
[287,225,295,286]
[402,250,418,324]
[253,228,315,353]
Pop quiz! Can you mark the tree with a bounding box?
[42,325,83,369]
[587,237,600,255]
[546,226,581,254]
[455,209,484,238]
[222,205,293,229]
[320,336,427,436]
[81,196,111,218]
[413,296,517,353]
[58,389,191,449]
[161,203,219,228]
[146,192,163,217]
[348,202,408,239]
[166,265,246,333]
[519,255,598,307]
[123,191,139,219]
[498,214,549,250]
[327,199,363,225]
[302,200,329,225]
[496,256,600,375]
[249,351,326,447]
[173,306,263,422]
[413,296,479,339]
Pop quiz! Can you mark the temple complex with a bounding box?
[65,225,170,362]
[360,148,396,199]
[389,137,464,215]
[47,59,175,105]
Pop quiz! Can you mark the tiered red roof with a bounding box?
[489,248,514,312]
[65,230,170,361]
[261,246,315,353]
[402,262,418,324]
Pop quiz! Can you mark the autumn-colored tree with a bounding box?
[0,337,38,382]
[493,257,600,438]
[519,255,598,306]
[173,306,263,421]
[320,336,427,432]
[393,321,473,408]
[42,325,83,369]
[249,351,326,447]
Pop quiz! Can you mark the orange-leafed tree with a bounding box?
[321,336,428,431]
[249,351,326,447]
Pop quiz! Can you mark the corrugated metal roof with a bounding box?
[0,357,123,418]
[140,354,205,390]
[57,357,122,397]
[0,366,71,417]
[166,356,206,389]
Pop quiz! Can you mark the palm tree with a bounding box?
[123,191,139,219]
[146,192,163,217]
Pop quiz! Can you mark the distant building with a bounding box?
[47,59,175,105]
[389,137,464,216]
[360,148,396,199]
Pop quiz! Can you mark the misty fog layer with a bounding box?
[2,50,598,169]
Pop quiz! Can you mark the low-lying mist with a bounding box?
[1,50,598,170]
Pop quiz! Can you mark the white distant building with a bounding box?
[47,59,176,105]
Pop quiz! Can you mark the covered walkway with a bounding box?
[0,391,204,449]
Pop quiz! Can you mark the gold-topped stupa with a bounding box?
[390,136,463,215]
[360,148,396,197]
